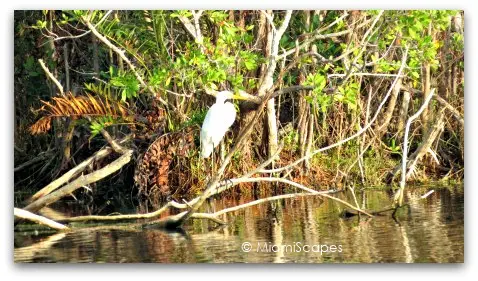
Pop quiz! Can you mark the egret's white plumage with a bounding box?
[200,91,237,158]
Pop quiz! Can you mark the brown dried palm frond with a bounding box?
[29,93,131,135]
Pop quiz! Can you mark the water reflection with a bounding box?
[14,186,464,263]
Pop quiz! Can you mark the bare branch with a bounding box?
[24,149,133,213]
[434,95,464,126]
[28,136,130,203]
[258,10,293,96]
[38,59,64,95]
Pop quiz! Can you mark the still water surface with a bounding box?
[14,186,464,263]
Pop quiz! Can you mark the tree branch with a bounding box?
[28,136,131,203]
[38,59,64,95]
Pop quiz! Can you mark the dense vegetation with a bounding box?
[14,10,464,208]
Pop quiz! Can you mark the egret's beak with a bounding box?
[231,94,247,100]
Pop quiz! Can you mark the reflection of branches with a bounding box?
[14,232,66,262]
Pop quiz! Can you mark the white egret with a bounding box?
[200,91,243,159]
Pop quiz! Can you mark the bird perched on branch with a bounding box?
[200,90,244,159]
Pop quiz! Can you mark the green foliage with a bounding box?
[336,82,359,111]
[89,116,115,138]
[283,129,299,151]
[15,10,464,190]
[181,109,208,129]
[110,71,140,102]
[303,73,330,113]
[388,138,401,154]
[23,56,41,77]
[377,10,459,85]
[167,10,262,92]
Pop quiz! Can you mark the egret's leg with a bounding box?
[212,148,215,176]
[220,140,225,163]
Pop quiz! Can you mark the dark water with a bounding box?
[14,186,464,263]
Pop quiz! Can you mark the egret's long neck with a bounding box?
[215,96,228,104]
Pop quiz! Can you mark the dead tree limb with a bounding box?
[389,108,446,183]
[14,151,51,172]
[23,149,133,214]
[28,136,131,203]
[435,94,464,127]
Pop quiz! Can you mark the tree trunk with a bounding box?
[266,99,279,158]
[377,78,402,137]
[397,91,411,139]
